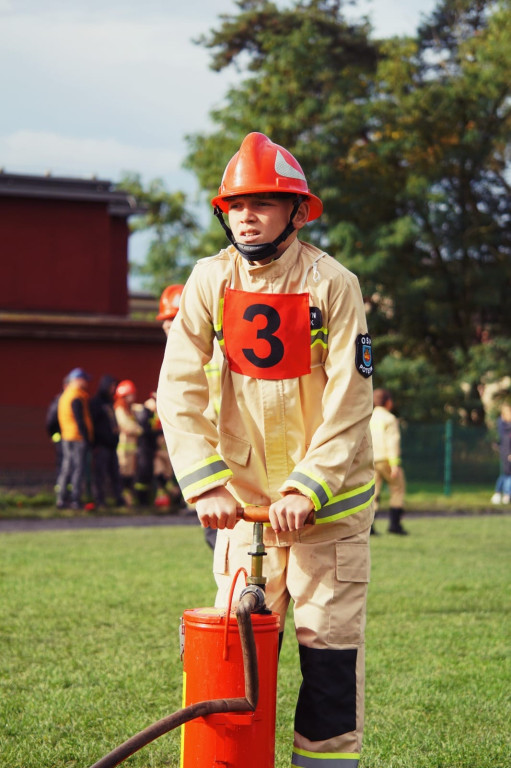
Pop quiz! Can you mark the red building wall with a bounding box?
[0,196,128,315]
[0,324,165,480]
[0,173,163,486]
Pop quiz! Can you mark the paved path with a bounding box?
[0,511,201,533]
[0,507,508,533]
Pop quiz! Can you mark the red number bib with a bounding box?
[223,288,311,380]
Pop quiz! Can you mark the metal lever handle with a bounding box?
[236,506,270,522]
[236,505,315,524]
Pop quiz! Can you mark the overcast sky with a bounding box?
[0,0,437,285]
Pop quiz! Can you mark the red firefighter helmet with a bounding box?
[157,284,184,321]
[115,380,137,398]
[211,132,323,222]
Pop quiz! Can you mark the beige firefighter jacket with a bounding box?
[157,238,374,536]
[370,405,401,465]
[115,404,143,476]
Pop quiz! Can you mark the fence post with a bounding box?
[444,419,453,496]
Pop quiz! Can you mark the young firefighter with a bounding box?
[157,132,375,768]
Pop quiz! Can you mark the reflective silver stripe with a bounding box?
[214,328,224,344]
[177,458,232,495]
[310,328,328,348]
[316,480,374,523]
[287,471,331,508]
[292,750,359,768]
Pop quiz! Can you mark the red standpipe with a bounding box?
[181,605,280,768]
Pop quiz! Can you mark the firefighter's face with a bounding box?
[226,194,308,261]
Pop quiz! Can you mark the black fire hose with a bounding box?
[88,586,264,768]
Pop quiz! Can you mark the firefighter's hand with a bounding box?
[269,494,315,533]
[195,487,238,530]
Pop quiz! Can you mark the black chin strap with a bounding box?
[213,197,303,262]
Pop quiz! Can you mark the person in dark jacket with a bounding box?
[89,375,124,510]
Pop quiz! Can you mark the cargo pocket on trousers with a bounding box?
[328,541,370,645]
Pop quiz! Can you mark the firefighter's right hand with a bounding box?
[195,487,239,530]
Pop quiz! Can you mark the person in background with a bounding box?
[370,387,408,535]
[157,132,374,768]
[134,391,186,511]
[491,402,511,504]
[55,368,94,510]
[157,284,220,541]
[45,375,68,491]
[114,380,143,507]
[89,374,124,510]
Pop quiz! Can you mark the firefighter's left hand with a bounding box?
[269,494,315,533]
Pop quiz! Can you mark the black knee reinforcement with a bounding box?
[295,644,357,741]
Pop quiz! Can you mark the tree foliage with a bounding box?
[117,173,198,295]
[184,0,511,422]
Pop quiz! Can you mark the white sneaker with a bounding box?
[502,494,510,504]
[491,492,502,504]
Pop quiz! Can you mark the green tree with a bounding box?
[357,0,511,423]
[185,0,511,422]
[185,0,379,248]
[117,174,198,295]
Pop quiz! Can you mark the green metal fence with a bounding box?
[400,421,500,490]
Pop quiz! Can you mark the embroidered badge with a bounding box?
[309,306,323,329]
[356,334,373,378]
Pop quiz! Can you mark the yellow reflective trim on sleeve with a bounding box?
[183,469,233,498]
[176,454,233,498]
[316,478,375,524]
[287,469,333,510]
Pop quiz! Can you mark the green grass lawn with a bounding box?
[1,517,510,768]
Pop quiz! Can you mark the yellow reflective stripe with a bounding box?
[316,478,375,524]
[287,470,333,510]
[176,454,233,497]
[214,297,224,345]
[389,457,401,466]
[292,746,359,768]
[310,327,328,349]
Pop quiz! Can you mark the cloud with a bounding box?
[0,130,190,186]
[0,9,233,146]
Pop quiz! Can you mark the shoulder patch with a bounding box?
[356,333,373,378]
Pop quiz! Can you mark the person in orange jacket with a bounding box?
[55,368,94,510]
[157,133,374,768]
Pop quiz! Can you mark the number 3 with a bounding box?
[242,304,284,369]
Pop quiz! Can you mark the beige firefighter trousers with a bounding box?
[374,460,406,509]
[213,521,371,756]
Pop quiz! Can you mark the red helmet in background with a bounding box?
[116,380,137,398]
[157,284,184,321]
[211,132,323,222]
